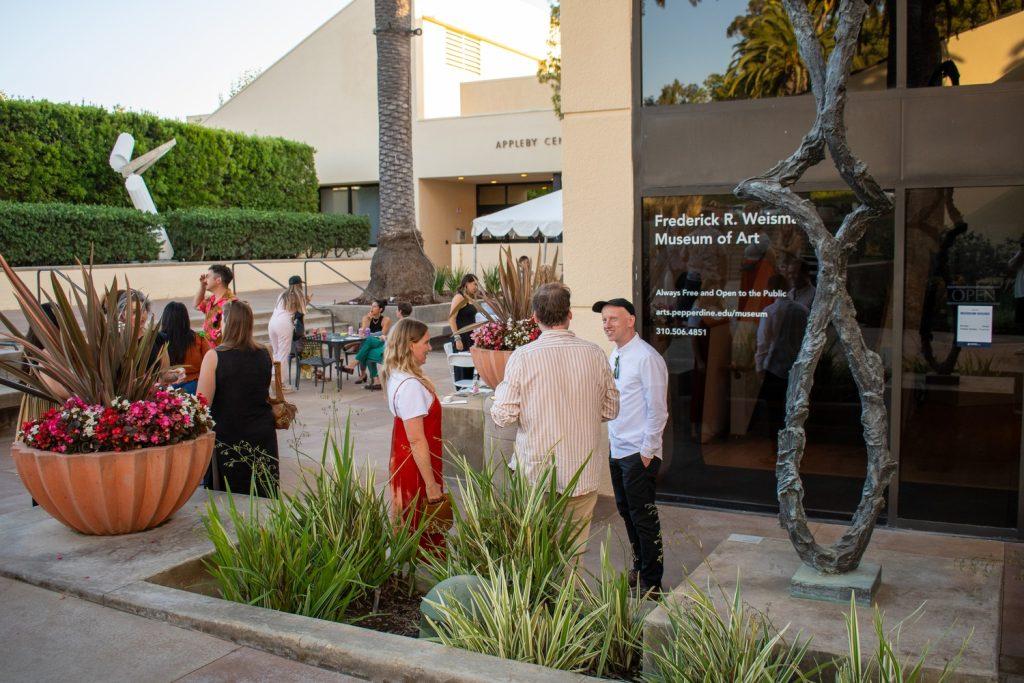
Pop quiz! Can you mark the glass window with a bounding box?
[351,185,380,245]
[908,0,1023,87]
[899,186,1023,528]
[642,0,894,105]
[319,184,381,246]
[477,185,506,207]
[642,193,894,518]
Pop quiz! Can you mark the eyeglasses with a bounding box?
[613,355,620,380]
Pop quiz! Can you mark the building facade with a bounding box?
[561,0,1024,538]
[197,0,561,269]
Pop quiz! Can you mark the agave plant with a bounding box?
[0,253,163,405]
[472,245,560,326]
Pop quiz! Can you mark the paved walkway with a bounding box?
[1,350,1022,679]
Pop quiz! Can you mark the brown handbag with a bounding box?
[269,361,297,430]
[421,492,455,534]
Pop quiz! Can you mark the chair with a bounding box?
[444,342,477,392]
[296,338,335,393]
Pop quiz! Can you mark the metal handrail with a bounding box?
[35,267,87,302]
[302,259,367,298]
[230,260,338,333]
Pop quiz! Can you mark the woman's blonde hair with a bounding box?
[382,318,435,394]
[219,300,262,352]
[279,283,306,314]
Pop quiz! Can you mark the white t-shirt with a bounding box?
[386,370,435,420]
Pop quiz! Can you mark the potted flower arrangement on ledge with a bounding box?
[0,254,215,535]
[465,246,559,387]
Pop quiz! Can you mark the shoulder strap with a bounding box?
[389,375,435,415]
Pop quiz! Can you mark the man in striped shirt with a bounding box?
[491,283,620,551]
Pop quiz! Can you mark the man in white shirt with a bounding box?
[594,298,669,593]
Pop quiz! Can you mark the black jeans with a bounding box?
[609,453,663,589]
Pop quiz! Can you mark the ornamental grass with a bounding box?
[203,418,424,623]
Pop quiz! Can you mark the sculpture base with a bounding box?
[790,562,881,606]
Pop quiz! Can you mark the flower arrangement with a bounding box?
[19,388,214,454]
[471,318,540,351]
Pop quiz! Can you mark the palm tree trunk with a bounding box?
[365,0,435,304]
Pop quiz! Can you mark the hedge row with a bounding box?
[0,202,370,266]
[0,201,161,266]
[0,99,318,212]
[164,208,370,261]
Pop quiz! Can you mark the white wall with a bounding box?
[200,0,379,186]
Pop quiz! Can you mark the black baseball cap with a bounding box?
[592,298,636,316]
[288,275,303,286]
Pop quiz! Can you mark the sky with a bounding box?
[642,0,747,99]
[0,0,351,120]
[0,0,554,121]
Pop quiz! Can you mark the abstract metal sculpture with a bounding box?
[733,0,895,574]
[109,133,176,260]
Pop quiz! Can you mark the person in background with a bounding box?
[194,264,236,347]
[784,259,816,310]
[197,300,279,497]
[491,283,620,556]
[595,297,669,595]
[116,290,184,387]
[157,302,207,394]
[341,301,412,391]
[447,274,480,383]
[755,274,809,446]
[268,275,309,384]
[382,318,446,554]
[346,299,392,385]
[518,255,532,279]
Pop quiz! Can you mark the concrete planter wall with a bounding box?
[470,347,512,388]
[11,432,214,535]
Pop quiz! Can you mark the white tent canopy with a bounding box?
[472,189,562,239]
[471,190,561,273]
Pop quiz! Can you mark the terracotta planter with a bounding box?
[11,431,215,535]
[470,347,513,388]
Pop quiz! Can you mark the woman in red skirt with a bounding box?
[381,318,446,553]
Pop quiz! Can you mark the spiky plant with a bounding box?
[0,253,163,405]
[473,245,560,325]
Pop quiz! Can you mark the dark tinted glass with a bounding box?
[899,186,1023,528]
[642,193,894,518]
[642,0,894,105]
[908,0,1023,87]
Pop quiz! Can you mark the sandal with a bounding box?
[355,375,367,385]
[340,366,355,375]
[365,383,382,391]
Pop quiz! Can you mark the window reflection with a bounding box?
[641,0,894,105]
[643,194,893,517]
[908,0,1023,87]
[900,186,1024,528]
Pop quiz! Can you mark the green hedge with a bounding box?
[0,99,318,212]
[0,201,161,266]
[164,208,370,261]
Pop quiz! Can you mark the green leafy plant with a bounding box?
[0,253,163,404]
[643,577,810,682]
[163,207,368,261]
[445,265,469,295]
[426,560,604,672]
[422,453,587,593]
[832,594,969,683]
[0,201,161,266]
[203,418,424,623]
[0,99,318,212]
[481,265,501,294]
[434,265,452,295]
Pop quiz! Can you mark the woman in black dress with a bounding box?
[197,300,279,497]
[447,274,480,383]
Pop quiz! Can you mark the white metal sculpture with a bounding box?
[108,133,176,260]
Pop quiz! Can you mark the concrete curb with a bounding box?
[102,580,597,683]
